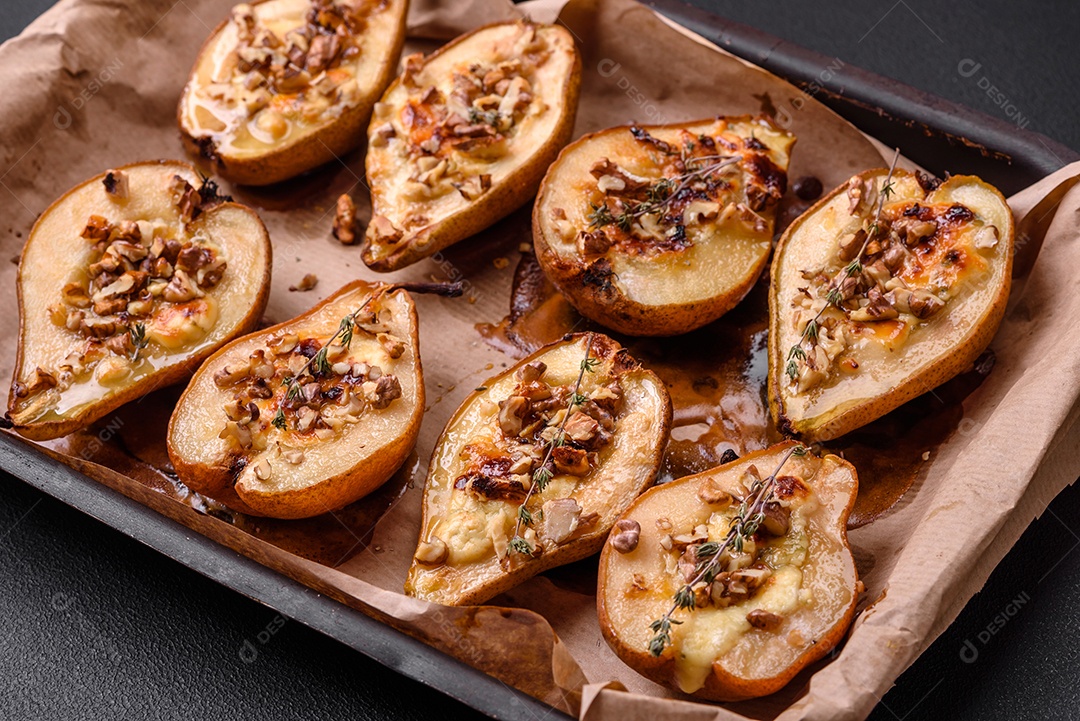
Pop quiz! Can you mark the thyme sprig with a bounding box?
[270,281,463,432]
[785,149,901,383]
[128,322,148,362]
[588,154,739,233]
[647,444,808,657]
[506,334,599,557]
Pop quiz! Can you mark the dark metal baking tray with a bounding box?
[3,2,1076,719]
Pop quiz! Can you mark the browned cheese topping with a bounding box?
[580,125,787,258]
[452,360,622,512]
[200,0,383,142]
[367,23,551,242]
[789,174,998,393]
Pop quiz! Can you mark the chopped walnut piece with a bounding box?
[974,225,999,249]
[219,420,253,449]
[102,169,128,200]
[295,405,317,432]
[367,374,402,409]
[80,317,119,338]
[213,364,250,387]
[81,215,110,242]
[289,273,319,292]
[104,333,135,357]
[377,332,405,359]
[401,52,425,85]
[563,411,600,446]
[163,269,201,303]
[171,176,202,223]
[305,32,340,74]
[267,333,298,355]
[369,215,403,244]
[541,498,583,545]
[746,609,784,631]
[332,194,358,245]
[516,361,547,384]
[454,174,492,200]
[552,445,590,476]
[253,457,273,481]
[579,230,612,256]
[62,283,91,308]
[497,395,527,436]
[370,122,396,147]
[281,447,305,465]
[25,367,58,395]
[697,477,733,506]
[610,519,641,553]
[589,158,651,193]
[908,289,945,319]
[414,536,449,565]
[759,502,790,536]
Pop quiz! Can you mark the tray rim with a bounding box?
[3,2,1076,719]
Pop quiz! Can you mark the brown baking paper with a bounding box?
[1,0,1079,719]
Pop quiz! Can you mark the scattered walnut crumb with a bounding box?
[102,169,128,200]
[492,257,509,269]
[289,274,318,292]
[518,242,532,253]
[332,193,358,245]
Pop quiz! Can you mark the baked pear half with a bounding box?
[406,332,671,605]
[168,280,423,519]
[178,0,409,186]
[9,161,271,441]
[534,116,795,336]
[362,20,582,271]
[597,443,858,701]
[769,169,1014,442]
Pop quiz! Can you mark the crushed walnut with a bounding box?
[446,357,619,557]
[290,273,319,292]
[580,123,786,258]
[369,23,548,240]
[332,193,358,245]
[24,176,228,405]
[212,311,406,469]
[787,178,994,394]
[654,473,807,614]
[192,0,382,147]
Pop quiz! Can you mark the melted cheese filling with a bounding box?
[671,495,812,694]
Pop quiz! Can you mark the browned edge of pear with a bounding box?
[8,159,273,441]
[361,20,582,272]
[768,169,1015,442]
[596,441,859,701]
[405,331,671,605]
[166,279,424,519]
[176,0,410,186]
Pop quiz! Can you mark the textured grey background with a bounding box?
[1,1,1078,718]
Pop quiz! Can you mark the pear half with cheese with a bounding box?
[168,280,423,519]
[361,20,582,271]
[597,443,858,701]
[178,0,409,186]
[534,116,794,336]
[8,161,271,441]
[769,169,1014,442]
[406,332,671,606]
